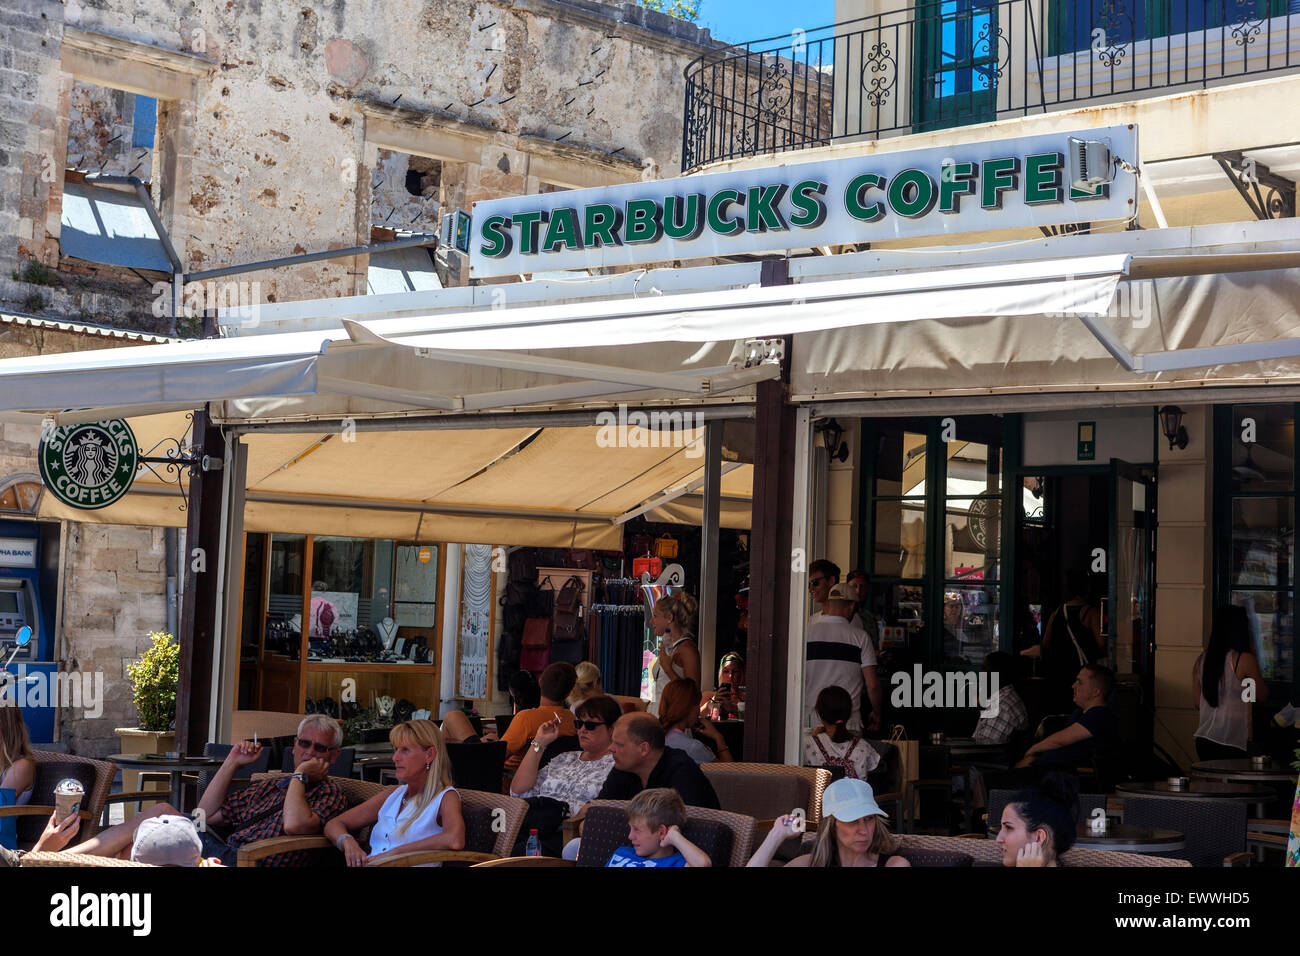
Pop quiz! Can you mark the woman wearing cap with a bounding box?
[746,778,910,868]
[700,652,746,720]
[994,772,1079,867]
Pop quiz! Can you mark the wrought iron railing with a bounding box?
[682,0,1300,171]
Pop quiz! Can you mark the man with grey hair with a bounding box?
[67,714,348,866]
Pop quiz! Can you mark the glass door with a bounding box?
[914,0,999,132]
[1109,459,1157,771]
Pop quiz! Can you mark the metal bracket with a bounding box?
[135,411,199,511]
[743,337,786,366]
[1213,151,1296,221]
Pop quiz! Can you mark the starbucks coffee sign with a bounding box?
[470,125,1138,278]
[39,420,139,509]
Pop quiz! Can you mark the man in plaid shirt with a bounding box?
[972,653,1028,745]
[196,714,348,866]
[64,714,348,865]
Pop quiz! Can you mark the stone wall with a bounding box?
[0,0,719,323]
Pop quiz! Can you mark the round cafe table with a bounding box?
[108,753,221,812]
[1073,822,1185,854]
[1190,758,1297,786]
[1116,780,1277,817]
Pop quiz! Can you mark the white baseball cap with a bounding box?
[821,778,887,822]
[131,814,203,867]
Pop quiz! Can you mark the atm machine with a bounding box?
[0,521,60,743]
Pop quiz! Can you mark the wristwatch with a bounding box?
[531,740,542,754]
[291,771,309,784]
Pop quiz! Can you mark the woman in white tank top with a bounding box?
[324,718,464,866]
[1192,606,1270,760]
[648,593,700,716]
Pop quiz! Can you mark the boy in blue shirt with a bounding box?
[605,788,711,867]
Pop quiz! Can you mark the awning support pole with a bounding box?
[746,257,795,762]
[175,406,226,758]
[698,423,723,685]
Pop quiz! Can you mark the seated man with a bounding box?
[1016,664,1118,770]
[497,662,579,770]
[69,714,348,866]
[972,652,1029,745]
[596,713,720,809]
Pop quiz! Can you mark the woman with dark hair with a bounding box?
[658,678,732,764]
[995,772,1079,867]
[1193,605,1269,760]
[508,694,621,855]
[748,778,910,868]
[700,652,745,719]
[802,685,880,780]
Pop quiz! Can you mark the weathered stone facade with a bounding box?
[0,0,716,755]
[3,0,719,321]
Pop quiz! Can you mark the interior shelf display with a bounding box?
[241,532,443,722]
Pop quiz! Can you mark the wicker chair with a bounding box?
[574,799,756,867]
[701,762,834,826]
[1120,796,1248,867]
[0,751,115,848]
[18,850,152,867]
[897,832,1191,867]
[472,854,575,867]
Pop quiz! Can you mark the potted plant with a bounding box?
[115,631,180,756]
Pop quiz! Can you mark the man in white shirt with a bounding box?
[809,559,868,633]
[806,585,883,733]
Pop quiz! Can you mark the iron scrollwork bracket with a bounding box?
[135,411,200,512]
[1213,151,1297,221]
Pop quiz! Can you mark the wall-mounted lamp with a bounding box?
[817,418,850,463]
[1158,405,1189,451]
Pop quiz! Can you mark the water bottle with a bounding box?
[526,829,540,857]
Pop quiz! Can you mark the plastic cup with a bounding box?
[54,778,85,824]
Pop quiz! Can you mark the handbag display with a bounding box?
[520,617,552,674]
[653,534,679,559]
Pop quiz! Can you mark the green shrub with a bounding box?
[126,631,180,732]
[640,0,701,22]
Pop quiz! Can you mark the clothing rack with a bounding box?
[592,604,649,697]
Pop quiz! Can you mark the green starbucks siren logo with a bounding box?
[39,419,139,509]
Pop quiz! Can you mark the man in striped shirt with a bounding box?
[805,585,883,733]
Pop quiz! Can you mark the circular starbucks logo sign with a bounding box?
[39,419,139,510]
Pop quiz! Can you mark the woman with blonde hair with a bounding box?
[568,661,603,708]
[648,592,701,716]
[324,718,464,866]
[747,778,910,868]
[1,706,36,850]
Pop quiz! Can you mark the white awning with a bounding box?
[0,255,1130,422]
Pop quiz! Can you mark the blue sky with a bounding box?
[697,0,837,46]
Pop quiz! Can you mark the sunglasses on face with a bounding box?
[295,737,334,754]
[574,719,608,731]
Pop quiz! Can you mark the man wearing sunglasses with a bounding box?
[62,715,348,866]
[190,714,349,865]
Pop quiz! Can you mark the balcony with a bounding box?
[681,0,1300,171]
